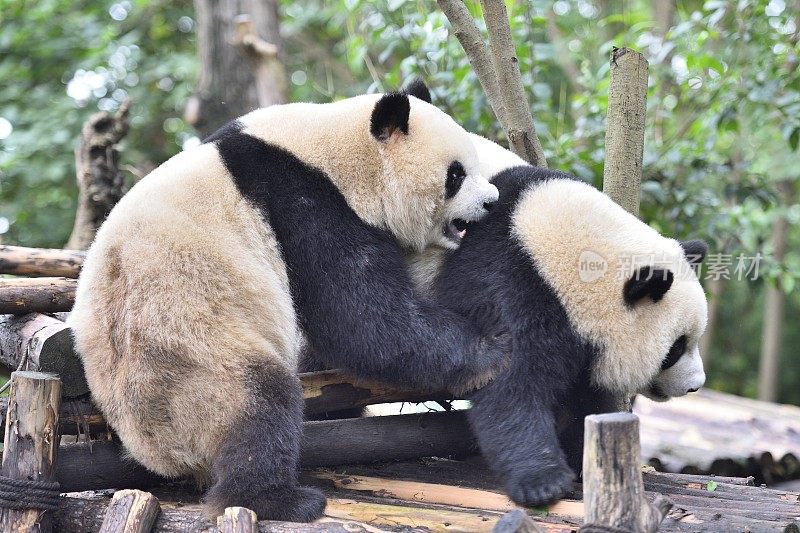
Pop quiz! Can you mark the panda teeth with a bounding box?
[443,221,463,243]
[452,218,469,232]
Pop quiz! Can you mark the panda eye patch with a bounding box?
[445,161,466,199]
[661,335,687,370]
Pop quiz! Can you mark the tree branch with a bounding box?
[479,0,547,167]
[436,0,509,131]
[66,100,130,250]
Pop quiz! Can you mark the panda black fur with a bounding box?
[432,165,708,506]
[69,85,507,522]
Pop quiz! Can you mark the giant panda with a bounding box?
[430,162,708,506]
[68,84,509,522]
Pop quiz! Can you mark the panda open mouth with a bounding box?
[443,218,473,244]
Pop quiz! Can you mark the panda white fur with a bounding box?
[68,82,507,522]
[432,161,708,506]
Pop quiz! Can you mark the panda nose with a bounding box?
[483,201,496,211]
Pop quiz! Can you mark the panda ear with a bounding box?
[624,266,674,305]
[403,77,432,104]
[680,239,707,266]
[370,92,410,141]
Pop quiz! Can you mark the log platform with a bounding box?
[0,274,799,531]
[52,458,799,532]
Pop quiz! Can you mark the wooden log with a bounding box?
[99,489,161,533]
[302,370,445,415]
[0,396,106,439]
[493,509,548,533]
[0,246,84,278]
[55,493,508,532]
[217,507,257,533]
[54,411,476,493]
[602,47,648,217]
[0,313,89,397]
[0,277,77,314]
[1,372,451,442]
[0,371,62,533]
[582,413,672,533]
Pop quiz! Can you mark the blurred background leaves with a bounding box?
[1,0,798,403]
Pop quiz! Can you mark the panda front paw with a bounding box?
[448,331,512,395]
[505,463,574,508]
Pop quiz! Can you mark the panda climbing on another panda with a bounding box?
[69,82,509,522]
[429,158,708,507]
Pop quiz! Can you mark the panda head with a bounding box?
[370,80,498,251]
[634,239,708,401]
[510,177,708,399]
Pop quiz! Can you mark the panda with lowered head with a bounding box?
[420,137,707,506]
[69,81,508,522]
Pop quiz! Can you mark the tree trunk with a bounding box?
[651,0,676,38]
[602,47,648,217]
[757,180,795,402]
[66,101,130,251]
[188,0,287,139]
[699,276,724,365]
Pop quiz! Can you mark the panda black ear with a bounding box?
[370,92,410,141]
[624,266,674,305]
[680,239,707,266]
[403,77,432,104]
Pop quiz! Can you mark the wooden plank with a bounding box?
[0,246,84,278]
[0,371,62,533]
[312,471,582,517]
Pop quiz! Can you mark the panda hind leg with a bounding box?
[202,364,326,522]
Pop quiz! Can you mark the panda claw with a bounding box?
[506,465,574,508]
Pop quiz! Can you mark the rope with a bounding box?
[579,524,634,533]
[0,476,61,511]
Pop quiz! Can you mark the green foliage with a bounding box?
[0,0,196,247]
[1,0,799,403]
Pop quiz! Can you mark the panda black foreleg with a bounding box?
[202,364,326,522]
[556,386,620,475]
[467,374,574,507]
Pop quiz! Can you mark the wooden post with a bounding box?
[98,490,160,533]
[602,47,648,217]
[217,507,258,533]
[582,413,672,533]
[0,314,89,397]
[0,371,62,533]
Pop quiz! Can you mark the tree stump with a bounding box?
[98,489,160,533]
[581,413,672,533]
[0,371,62,533]
[217,507,258,533]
